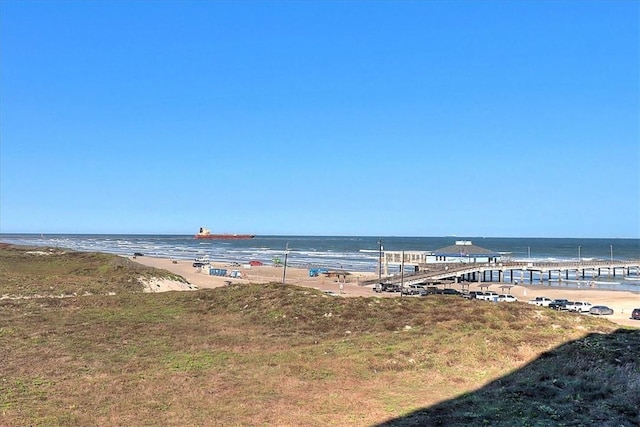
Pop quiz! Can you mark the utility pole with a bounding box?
[400,250,405,297]
[282,243,289,284]
[378,239,383,281]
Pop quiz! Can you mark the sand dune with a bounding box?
[132,256,640,328]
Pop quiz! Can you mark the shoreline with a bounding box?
[132,255,640,329]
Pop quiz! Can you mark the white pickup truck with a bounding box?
[527,297,553,307]
[565,301,593,313]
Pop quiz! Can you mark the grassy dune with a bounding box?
[1,246,638,426]
[0,244,186,296]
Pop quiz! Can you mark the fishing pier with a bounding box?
[362,260,640,288]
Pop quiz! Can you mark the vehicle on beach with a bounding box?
[566,301,593,313]
[401,284,427,296]
[437,288,462,296]
[527,297,553,307]
[477,291,500,302]
[548,299,570,310]
[631,308,640,320]
[374,283,401,293]
[464,291,486,300]
[193,255,210,268]
[497,294,518,302]
[589,306,614,315]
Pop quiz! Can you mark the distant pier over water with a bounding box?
[364,260,640,289]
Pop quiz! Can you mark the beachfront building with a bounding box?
[383,250,431,275]
[382,241,502,274]
[427,240,502,264]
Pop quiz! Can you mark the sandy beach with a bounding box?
[132,256,640,328]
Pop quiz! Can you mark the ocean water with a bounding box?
[2,234,639,291]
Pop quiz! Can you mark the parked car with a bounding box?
[548,299,570,310]
[497,294,518,302]
[632,308,640,320]
[566,301,593,313]
[373,283,399,292]
[425,286,439,295]
[589,305,614,315]
[193,256,210,268]
[402,284,427,296]
[438,288,462,296]
[465,291,486,300]
[477,291,500,302]
[527,297,553,307]
[382,283,401,293]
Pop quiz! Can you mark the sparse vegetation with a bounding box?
[0,244,185,297]
[1,245,638,426]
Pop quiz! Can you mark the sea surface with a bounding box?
[2,234,640,291]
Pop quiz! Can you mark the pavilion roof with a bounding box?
[434,243,500,257]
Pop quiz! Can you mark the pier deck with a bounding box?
[361,260,640,287]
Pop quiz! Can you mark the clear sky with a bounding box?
[1,1,638,238]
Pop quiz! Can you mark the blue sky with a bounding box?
[1,1,638,237]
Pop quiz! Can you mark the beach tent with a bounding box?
[309,268,329,277]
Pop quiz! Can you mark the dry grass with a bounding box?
[1,245,638,426]
[379,328,640,426]
[0,244,185,296]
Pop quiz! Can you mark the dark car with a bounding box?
[589,306,614,316]
[373,283,389,292]
[438,288,462,296]
[380,283,401,293]
[549,299,570,310]
[632,308,640,320]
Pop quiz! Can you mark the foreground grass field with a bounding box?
[1,245,638,426]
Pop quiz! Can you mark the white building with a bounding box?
[427,241,501,264]
[382,241,502,274]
